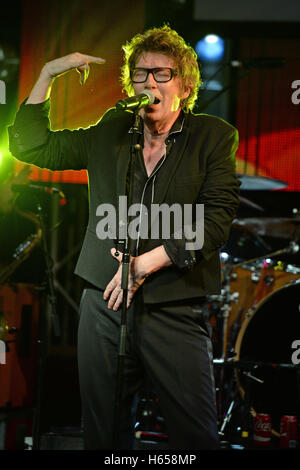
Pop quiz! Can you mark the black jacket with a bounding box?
[8,99,240,303]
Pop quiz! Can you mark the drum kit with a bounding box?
[208,175,300,446]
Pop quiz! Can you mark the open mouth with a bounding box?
[145,98,160,112]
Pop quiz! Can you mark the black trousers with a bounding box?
[77,286,219,450]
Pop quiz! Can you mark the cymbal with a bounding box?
[232,217,300,239]
[237,174,288,190]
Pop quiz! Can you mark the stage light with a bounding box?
[205,34,219,44]
[0,148,14,183]
[195,34,225,62]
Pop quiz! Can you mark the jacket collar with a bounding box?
[128,109,185,138]
[116,110,190,201]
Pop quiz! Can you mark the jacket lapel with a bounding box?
[116,131,132,197]
[152,125,190,204]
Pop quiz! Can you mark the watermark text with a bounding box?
[291,339,300,365]
[0,80,6,104]
[291,80,300,105]
[95,197,204,250]
[0,340,6,364]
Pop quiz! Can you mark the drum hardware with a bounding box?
[216,359,300,370]
[219,400,235,438]
[0,208,42,285]
[215,359,266,444]
[234,363,265,446]
[232,217,300,240]
[250,272,260,283]
[226,307,244,358]
[232,240,299,271]
[239,195,264,213]
[263,274,275,286]
[285,264,300,274]
[214,260,241,360]
[211,260,243,427]
[242,370,264,384]
[245,307,255,319]
[215,359,300,445]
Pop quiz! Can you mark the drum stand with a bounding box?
[219,260,240,360]
[212,259,240,427]
[217,360,264,448]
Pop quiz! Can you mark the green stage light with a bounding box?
[0,149,14,183]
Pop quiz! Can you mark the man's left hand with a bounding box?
[103,248,148,311]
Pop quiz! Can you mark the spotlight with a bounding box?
[195,34,225,62]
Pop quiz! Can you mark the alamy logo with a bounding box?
[0,340,6,364]
[0,80,5,104]
[95,197,204,250]
[291,339,300,365]
[291,80,300,105]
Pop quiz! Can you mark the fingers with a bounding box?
[107,286,123,311]
[79,54,105,64]
[104,249,142,311]
[103,280,138,311]
[103,251,128,310]
[103,277,124,311]
[77,64,90,85]
[76,54,106,84]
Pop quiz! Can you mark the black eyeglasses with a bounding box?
[130,67,176,83]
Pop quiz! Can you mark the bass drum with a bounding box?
[234,280,300,435]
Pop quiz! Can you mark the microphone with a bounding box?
[230,57,286,69]
[116,90,157,111]
[12,184,66,202]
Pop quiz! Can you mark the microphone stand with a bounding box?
[113,109,141,449]
[32,198,61,450]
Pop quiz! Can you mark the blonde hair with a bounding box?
[121,25,202,112]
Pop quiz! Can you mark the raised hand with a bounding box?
[41,52,105,84]
[26,52,105,104]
